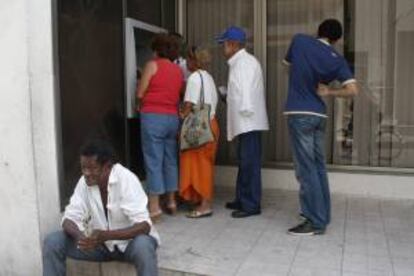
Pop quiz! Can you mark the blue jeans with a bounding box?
[42,231,158,276]
[235,131,262,213]
[287,115,331,229]
[140,113,179,195]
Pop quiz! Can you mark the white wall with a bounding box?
[215,166,414,199]
[0,1,60,275]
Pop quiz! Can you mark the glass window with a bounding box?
[338,0,414,168]
[127,0,176,32]
[266,0,344,163]
[185,0,414,170]
[266,0,414,169]
[186,0,255,163]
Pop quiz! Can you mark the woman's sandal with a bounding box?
[186,210,213,219]
[150,210,163,223]
[165,204,177,215]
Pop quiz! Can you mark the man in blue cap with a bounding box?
[216,26,269,218]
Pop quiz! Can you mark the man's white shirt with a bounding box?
[62,163,160,252]
[226,49,269,141]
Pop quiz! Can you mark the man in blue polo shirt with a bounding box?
[283,19,358,235]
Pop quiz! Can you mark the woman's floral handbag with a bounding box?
[180,71,214,151]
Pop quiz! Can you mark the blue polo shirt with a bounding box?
[284,34,355,116]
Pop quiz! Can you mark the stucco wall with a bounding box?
[0,1,60,275]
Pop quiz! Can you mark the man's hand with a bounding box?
[317,83,331,97]
[318,82,358,98]
[218,86,227,96]
[90,229,109,244]
[218,86,227,102]
[77,230,108,251]
[77,236,99,251]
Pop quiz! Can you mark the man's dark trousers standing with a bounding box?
[235,131,262,213]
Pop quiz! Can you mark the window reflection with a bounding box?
[267,0,414,169]
[185,0,414,169]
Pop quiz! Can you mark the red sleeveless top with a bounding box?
[140,58,183,115]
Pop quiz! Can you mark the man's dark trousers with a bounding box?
[235,131,262,213]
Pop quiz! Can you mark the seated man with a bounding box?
[43,140,159,276]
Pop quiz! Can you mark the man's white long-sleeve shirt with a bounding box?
[62,163,160,252]
[226,49,269,141]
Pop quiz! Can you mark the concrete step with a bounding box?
[67,259,207,276]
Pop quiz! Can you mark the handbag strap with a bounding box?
[197,71,205,108]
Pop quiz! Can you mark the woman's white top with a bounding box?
[184,70,218,119]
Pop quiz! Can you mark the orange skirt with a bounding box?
[179,118,220,203]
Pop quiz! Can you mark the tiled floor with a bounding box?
[156,189,414,276]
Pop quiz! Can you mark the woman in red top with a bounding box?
[136,34,183,220]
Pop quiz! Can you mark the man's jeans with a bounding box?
[287,114,331,229]
[42,231,158,276]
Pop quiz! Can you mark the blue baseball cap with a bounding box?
[216,26,246,44]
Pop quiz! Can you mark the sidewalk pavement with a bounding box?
[156,188,414,276]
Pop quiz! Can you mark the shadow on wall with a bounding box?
[58,0,125,208]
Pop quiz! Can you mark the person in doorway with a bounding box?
[283,19,358,235]
[216,26,269,218]
[136,33,184,220]
[42,140,159,276]
[169,32,191,81]
[179,46,219,218]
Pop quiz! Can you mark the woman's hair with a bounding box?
[188,46,211,70]
[151,33,179,61]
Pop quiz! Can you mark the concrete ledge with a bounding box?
[67,259,205,276]
[214,165,414,199]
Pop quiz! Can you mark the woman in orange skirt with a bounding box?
[179,46,219,218]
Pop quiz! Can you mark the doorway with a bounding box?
[124,18,168,179]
